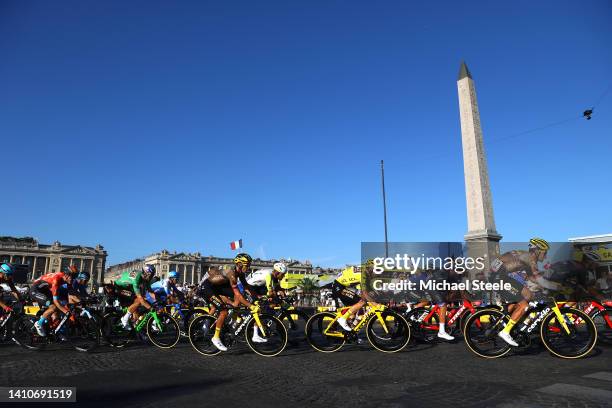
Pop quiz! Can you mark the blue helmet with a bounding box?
[0,263,14,275]
[168,271,179,279]
[77,271,91,281]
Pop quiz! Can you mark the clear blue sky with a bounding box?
[2,1,611,267]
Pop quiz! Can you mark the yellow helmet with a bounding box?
[233,253,252,267]
[529,238,550,251]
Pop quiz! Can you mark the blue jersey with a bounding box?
[151,279,183,299]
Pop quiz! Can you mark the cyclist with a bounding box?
[31,265,77,336]
[198,253,263,351]
[544,251,605,302]
[492,238,550,346]
[65,271,91,304]
[335,260,379,332]
[0,263,23,313]
[246,262,288,299]
[115,264,157,329]
[406,268,457,340]
[149,271,184,304]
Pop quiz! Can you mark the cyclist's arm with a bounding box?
[7,280,22,301]
[51,282,69,314]
[265,274,275,297]
[169,281,185,301]
[229,274,251,307]
[133,281,152,309]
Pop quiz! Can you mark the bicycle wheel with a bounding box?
[591,309,612,345]
[100,311,131,348]
[68,316,100,352]
[12,315,46,351]
[540,307,597,359]
[245,313,287,357]
[188,314,221,356]
[463,309,511,358]
[146,312,180,349]
[305,312,345,352]
[366,310,410,353]
[279,309,309,345]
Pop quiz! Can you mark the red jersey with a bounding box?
[35,272,66,296]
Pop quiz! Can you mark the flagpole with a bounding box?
[381,160,389,258]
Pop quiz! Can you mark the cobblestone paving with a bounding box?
[0,339,611,407]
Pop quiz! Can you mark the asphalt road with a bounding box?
[0,335,611,408]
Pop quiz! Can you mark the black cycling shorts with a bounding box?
[116,288,136,307]
[331,281,360,307]
[492,265,527,301]
[30,282,53,307]
[199,280,234,309]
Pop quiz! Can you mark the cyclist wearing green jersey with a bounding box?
[116,264,157,329]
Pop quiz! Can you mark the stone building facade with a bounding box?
[105,251,314,286]
[0,236,107,289]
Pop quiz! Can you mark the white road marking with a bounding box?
[536,383,612,403]
[583,371,612,382]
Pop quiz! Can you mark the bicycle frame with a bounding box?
[583,300,612,329]
[133,308,164,333]
[413,299,478,331]
[323,303,388,338]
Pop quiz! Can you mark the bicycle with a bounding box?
[13,303,100,352]
[188,302,287,357]
[463,298,597,359]
[405,299,489,342]
[261,295,310,345]
[166,299,210,337]
[100,303,180,349]
[0,301,24,343]
[305,302,411,353]
[573,299,612,344]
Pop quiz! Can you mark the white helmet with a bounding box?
[273,262,287,274]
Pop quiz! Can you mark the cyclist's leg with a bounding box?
[31,284,53,336]
[432,291,454,340]
[498,286,532,346]
[203,281,230,351]
[332,282,362,331]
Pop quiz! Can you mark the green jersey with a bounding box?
[115,270,146,295]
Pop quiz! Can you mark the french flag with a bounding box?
[230,239,243,250]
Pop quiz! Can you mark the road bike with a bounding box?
[261,295,310,345]
[100,303,180,349]
[0,301,23,343]
[165,300,209,337]
[305,303,411,353]
[188,302,287,357]
[463,298,597,359]
[405,299,490,342]
[572,300,612,344]
[13,303,100,352]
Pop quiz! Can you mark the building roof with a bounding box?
[568,234,612,243]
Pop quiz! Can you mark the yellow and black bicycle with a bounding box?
[463,298,597,359]
[305,303,410,353]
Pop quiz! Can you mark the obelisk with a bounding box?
[457,61,501,269]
